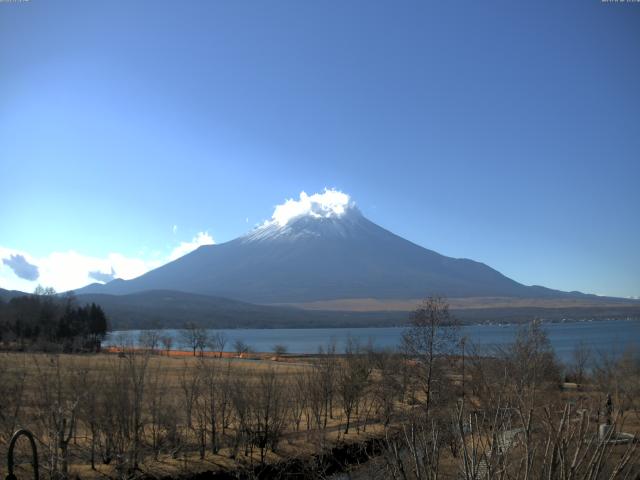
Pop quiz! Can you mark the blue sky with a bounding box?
[1,0,639,297]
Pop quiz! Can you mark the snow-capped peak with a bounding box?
[267,189,355,228]
[241,189,365,243]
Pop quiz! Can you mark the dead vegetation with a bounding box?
[0,297,638,480]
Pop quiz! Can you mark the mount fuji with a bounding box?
[76,191,593,306]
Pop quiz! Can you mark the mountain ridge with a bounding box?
[75,206,603,304]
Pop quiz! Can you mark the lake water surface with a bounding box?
[107,318,640,363]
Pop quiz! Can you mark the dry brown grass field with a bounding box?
[0,350,396,480]
[279,296,640,312]
[1,309,639,480]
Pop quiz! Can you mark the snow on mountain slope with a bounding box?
[75,190,594,304]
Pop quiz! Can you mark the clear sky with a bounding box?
[1,0,639,297]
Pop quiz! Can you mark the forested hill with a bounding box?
[73,290,406,330]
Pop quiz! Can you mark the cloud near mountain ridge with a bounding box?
[0,231,215,292]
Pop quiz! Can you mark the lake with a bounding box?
[106,318,640,363]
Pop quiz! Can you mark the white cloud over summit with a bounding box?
[0,231,215,293]
[269,188,353,227]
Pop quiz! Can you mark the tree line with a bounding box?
[0,286,109,352]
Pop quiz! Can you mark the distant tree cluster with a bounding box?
[0,286,109,352]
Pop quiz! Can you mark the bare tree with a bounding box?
[379,396,640,480]
[305,367,326,432]
[403,296,458,416]
[592,344,640,424]
[337,338,370,434]
[210,331,228,358]
[289,371,308,432]
[218,361,234,436]
[101,356,130,470]
[197,358,223,454]
[192,366,208,459]
[179,360,200,430]
[272,344,288,358]
[76,361,102,470]
[501,321,561,411]
[249,368,287,463]
[32,355,80,479]
[569,340,591,386]
[371,349,402,427]
[160,335,173,355]
[234,339,250,356]
[180,322,209,356]
[145,362,170,460]
[0,354,27,443]
[229,374,251,459]
[139,330,160,353]
[123,347,152,469]
[317,340,337,428]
